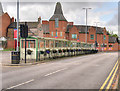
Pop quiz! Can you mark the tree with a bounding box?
[107,30,118,37]
[112,34,118,37]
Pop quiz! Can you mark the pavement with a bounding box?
[0,51,11,65]
[0,52,118,90]
[0,51,39,66]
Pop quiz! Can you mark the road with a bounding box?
[1,52,118,90]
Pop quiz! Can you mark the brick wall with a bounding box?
[68,25,79,41]
[108,43,118,51]
[49,21,67,39]
[7,39,14,49]
[0,13,11,37]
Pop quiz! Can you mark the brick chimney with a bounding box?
[15,19,16,28]
[11,17,14,23]
[38,16,41,23]
[68,22,74,25]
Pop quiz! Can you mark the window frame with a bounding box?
[104,35,106,40]
[55,18,59,28]
[51,32,53,36]
[60,32,62,37]
[72,34,77,39]
[90,34,94,40]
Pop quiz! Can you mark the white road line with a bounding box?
[45,68,67,77]
[7,79,34,89]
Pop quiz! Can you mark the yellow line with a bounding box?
[99,60,118,90]
[105,65,118,90]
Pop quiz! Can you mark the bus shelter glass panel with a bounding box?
[65,41,68,47]
[58,41,62,47]
[21,40,35,48]
[68,41,71,47]
[77,43,80,47]
[70,42,73,47]
[39,39,44,49]
[55,40,58,47]
[83,43,87,47]
[28,40,35,48]
[72,42,77,47]
[63,41,67,47]
[46,40,50,48]
[79,43,81,47]
[50,40,54,48]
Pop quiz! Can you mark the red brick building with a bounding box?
[6,2,120,51]
[41,2,119,51]
[7,17,44,49]
[0,2,14,49]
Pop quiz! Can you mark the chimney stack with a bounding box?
[38,16,41,23]
[11,17,14,23]
[15,19,17,28]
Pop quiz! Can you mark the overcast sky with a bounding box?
[1,0,119,35]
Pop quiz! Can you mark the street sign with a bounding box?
[55,36,58,38]
[14,29,17,40]
[77,39,80,42]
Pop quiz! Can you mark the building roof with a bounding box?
[0,2,3,16]
[42,24,49,33]
[66,25,90,33]
[8,22,39,28]
[66,25,104,34]
[109,36,117,43]
[76,25,91,33]
[95,27,103,34]
[49,2,67,21]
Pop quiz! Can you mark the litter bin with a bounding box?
[11,51,20,64]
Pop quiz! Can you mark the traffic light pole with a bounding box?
[24,22,28,63]
[20,22,28,64]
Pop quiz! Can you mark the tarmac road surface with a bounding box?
[1,52,118,89]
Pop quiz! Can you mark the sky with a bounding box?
[1,0,119,35]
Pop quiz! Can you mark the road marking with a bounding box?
[41,63,47,64]
[105,65,118,90]
[45,68,67,77]
[99,59,118,91]
[4,66,23,67]
[7,79,34,89]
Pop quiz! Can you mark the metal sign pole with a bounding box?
[86,9,87,43]
[95,24,97,50]
[25,38,26,63]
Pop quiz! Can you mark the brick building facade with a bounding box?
[0,2,14,49]
[7,17,43,49]
[5,2,120,51]
[41,2,119,51]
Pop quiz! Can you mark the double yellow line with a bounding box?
[99,58,119,91]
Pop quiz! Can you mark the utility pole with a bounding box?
[83,8,91,43]
[94,22,99,50]
[17,0,19,51]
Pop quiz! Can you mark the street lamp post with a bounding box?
[83,8,91,43]
[17,0,19,51]
[94,22,100,50]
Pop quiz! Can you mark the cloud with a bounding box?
[107,14,118,26]
[1,1,118,34]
